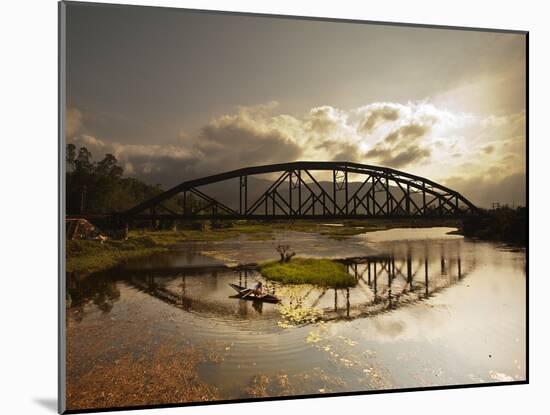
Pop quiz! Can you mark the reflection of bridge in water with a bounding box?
[325,252,468,320]
[231,252,470,321]
[66,245,473,322]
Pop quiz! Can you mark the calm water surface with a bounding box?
[67,227,526,401]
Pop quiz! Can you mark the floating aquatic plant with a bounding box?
[277,302,321,325]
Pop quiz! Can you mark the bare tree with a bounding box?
[276,244,296,263]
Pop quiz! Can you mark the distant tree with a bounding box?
[96,153,123,178]
[462,206,526,245]
[75,147,93,173]
[66,143,76,172]
[64,144,180,218]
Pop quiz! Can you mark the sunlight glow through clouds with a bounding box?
[67,99,525,207]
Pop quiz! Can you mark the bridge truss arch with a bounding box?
[121,161,480,221]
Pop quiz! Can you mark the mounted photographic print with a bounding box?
[59,1,528,413]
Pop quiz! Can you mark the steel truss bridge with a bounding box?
[120,161,480,222]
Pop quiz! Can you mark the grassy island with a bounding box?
[260,257,356,288]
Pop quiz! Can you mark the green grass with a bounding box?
[260,257,356,288]
[67,237,166,274]
[139,224,274,241]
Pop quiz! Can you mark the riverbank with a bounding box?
[67,219,461,274]
[67,233,178,274]
[66,225,271,274]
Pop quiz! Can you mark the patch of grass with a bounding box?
[66,230,200,274]
[133,224,274,242]
[66,238,166,274]
[260,257,356,288]
[245,232,273,241]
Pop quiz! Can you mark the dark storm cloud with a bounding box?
[195,114,303,173]
[364,146,391,161]
[382,146,432,168]
[365,121,432,168]
[70,105,303,187]
[384,123,429,144]
[359,106,400,133]
[366,144,431,168]
[121,155,200,187]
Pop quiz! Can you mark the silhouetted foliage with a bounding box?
[66,143,76,172]
[462,207,527,245]
[66,145,164,214]
[66,145,207,217]
[95,153,123,178]
[75,147,94,173]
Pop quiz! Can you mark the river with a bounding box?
[65,227,526,409]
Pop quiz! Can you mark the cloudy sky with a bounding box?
[65,3,527,208]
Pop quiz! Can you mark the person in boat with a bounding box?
[253,281,263,296]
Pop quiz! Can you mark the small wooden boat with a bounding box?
[228,283,281,303]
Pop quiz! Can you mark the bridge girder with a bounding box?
[120,161,480,221]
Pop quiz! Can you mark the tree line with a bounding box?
[66,144,202,216]
[462,206,527,245]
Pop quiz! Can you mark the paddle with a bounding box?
[240,288,253,298]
